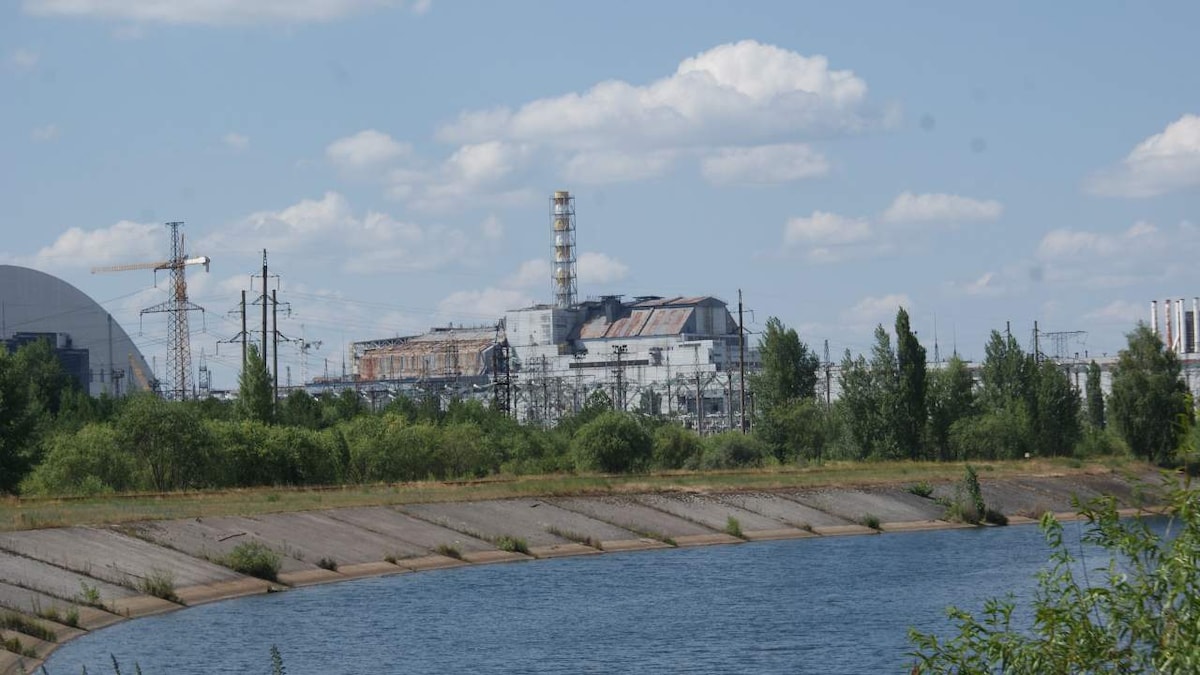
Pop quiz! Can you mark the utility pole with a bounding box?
[261,250,268,368]
[240,290,247,367]
[823,339,832,408]
[272,288,280,403]
[612,344,629,411]
[738,289,747,434]
[1033,320,1041,364]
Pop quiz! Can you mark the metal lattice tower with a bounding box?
[551,191,577,308]
[140,222,208,400]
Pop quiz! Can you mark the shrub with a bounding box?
[650,424,703,470]
[698,432,772,470]
[139,569,180,603]
[572,411,653,473]
[316,557,338,572]
[906,481,934,498]
[0,612,56,641]
[434,544,463,560]
[724,516,744,538]
[494,536,530,555]
[984,508,1009,526]
[861,514,882,530]
[77,581,103,608]
[19,424,137,496]
[223,541,282,582]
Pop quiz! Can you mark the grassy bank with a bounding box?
[0,457,1140,532]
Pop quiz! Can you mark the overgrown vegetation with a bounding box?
[909,476,1200,672]
[138,569,179,603]
[494,535,530,555]
[546,526,601,549]
[315,557,338,572]
[222,541,282,582]
[433,543,463,560]
[0,611,56,642]
[906,481,934,498]
[0,315,1183,503]
[723,516,744,538]
[860,514,882,530]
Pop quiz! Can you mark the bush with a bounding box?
[1073,427,1129,459]
[572,411,653,473]
[434,544,463,559]
[19,424,137,496]
[223,541,282,581]
[756,399,836,462]
[139,569,179,603]
[906,481,934,498]
[697,432,772,470]
[724,516,744,538]
[494,536,530,555]
[650,424,703,470]
[316,557,338,572]
[949,409,1031,461]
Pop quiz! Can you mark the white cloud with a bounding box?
[438,288,532,323]
[31,124,60,142]
[32,220,163,269]
[1084,300,1144,324]
[563,149,677,185]
[784,211,871,247]
[386,141,535,212]
[507,259,550,289]
[577,252,629,284]
[8,48,39,72]
[960,271,1002,297]
[1032,220,1200,289]
[480,214,503,240]
[1086,114,1200,198]
[701,143,829,185]
[841,294,913,326]
[23,0,403,25]
[1036,220,1160,261]
[881,191,1002,223]
[222,132,249,152]
[326,129,409,171]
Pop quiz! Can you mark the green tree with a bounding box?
[237,345,274,424]
[756,398,835,463]
[1032,360,1082,457]
[894,308,928,459]
[572,411,653,473]
[1086,360,1105,429]
[1109,324,1192,463]
[979,330,1034,414]
[927,356,976,461]
[910,479,1200,673]
[0,347,37,492]
[751,317,819,413]
[650,424,703,469]
[115,394,210,491]
[278,390,322,429]
[20,424,138,495]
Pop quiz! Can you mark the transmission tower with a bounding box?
[92,221,209,400]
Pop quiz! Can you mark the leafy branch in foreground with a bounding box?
[909,476,1199,673]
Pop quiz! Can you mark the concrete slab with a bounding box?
[0,650,40,675]
[0,609,84,644]
[633,493,793,533]
[74,606,124,631]
[813,524,878,537]
[742,528,816,542]
[336,562,406,580]
[459,550,530,565]
[0,581,78,620]
[0,528,242,590]
[0,551,136,605]
[396,555,468,572]
[549,496,717,539]
[674,533,743,547]
[784,488,945,525]
[175,578,274,606]
[118,518,310,575]
[0,630,53,658]
[879,520,964,533]
[714,492,852,528]
[277,569,341,587]
[598,538,673,553]
[323,507,495,556]
[400,501,575,547]
[106,595,179,618]
[527,543,601,559]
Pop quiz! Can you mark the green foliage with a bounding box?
[697,431,772,470]
[237,344,275,424]
[860,514,881,530]
[271,645,287,675]
[894,308,928,459]
[910,478,1200,672]
[494,535,529,554]
[434,543,463,559]
[926,356,977,461]
[277,390,323,429]
[0,340,72,493]
[315,557,338,572]
[650,424,703,470]
[1086,360,1105,429]
[723,516,744,538]
[1074,427,1127,459]
[1109,324,1192,464]
[755,398,836,463]
[906,482,934,498]
[750,316,820,413]
[223,541,282,581]
[949,408,1030,461]
[0,634,36,658]
[838,325,902,460]
[1032,360,1082,457]
[138,569,179,603]
[19,424,137,496]
[572,411,653,473]
[77,580,103,608]
[0,611,56,641]
[115,394,210,491]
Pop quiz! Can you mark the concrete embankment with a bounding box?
[0,470,1160,673]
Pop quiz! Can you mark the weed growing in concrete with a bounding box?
[0,612,55,642]
[724,516,744,539]
[77,580,104,608]
[906,482,934,498]
[34,604,77,628]
[138,569,180,603]
[316,557,338,572]
[545,526,601,549]
[861,514,882,530]
[494,536,530,555]
[223,541,282,582]
[1,635,36,658]
[434,543,463,559]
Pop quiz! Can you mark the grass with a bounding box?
[545,526,602,549]
[494,535,530,555]
[315,557,338,572]
[433,543,463,559]
[77,580,104,608]
[0,458,1133,532]
[724,516,744,539]
[860,514,882,530]
[222,541,282,582]
[138,569,180,604]
[1,635,37,658]
[1,612,56,642]
[906,481,934,498]
[34,604,79,628]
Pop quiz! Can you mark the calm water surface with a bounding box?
[45,521,1105,674]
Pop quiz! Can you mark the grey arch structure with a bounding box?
[0,264,154,397]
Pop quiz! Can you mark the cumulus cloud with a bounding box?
[386,141,535,211]
[563,150,677,185]
[1033,220,1200,288]
[577,252,630,284]
[882,192,1002,223]
[437,288,533,324]
[8,48,39,72]
[1084,300,1145,324]
[1037,221,1160,261]
[222,132,249,152]
[23,0,406,25]
[326,129,409,171]
[785,211,871,247]
[841,294,913,326]
[1086,114,1200,198]
[31,124,60,142]
[507,259,550,289]
[32,220,163,269]
[701,143,829,185]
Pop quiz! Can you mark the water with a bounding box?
[44,521,1104,674]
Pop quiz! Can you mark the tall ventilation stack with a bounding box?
[551,190,577,309]
[1151,300,1159,336]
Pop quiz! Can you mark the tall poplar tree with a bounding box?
[894,308,927,459]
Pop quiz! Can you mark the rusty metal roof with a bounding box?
[641,307,693,336]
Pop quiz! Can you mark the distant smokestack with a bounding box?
[1166,298,1173,351]
[551,190,577,309]
[1152,300,1159,335]
[1193,298,1199,354]
[1180,299,1187,354]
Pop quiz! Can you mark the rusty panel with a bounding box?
[640,307,692,336]
[579,317,610,339]
[607,309,651,338]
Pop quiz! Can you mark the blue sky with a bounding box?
[3,1,1199,390]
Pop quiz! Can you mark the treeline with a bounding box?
[0,313,1193,497]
